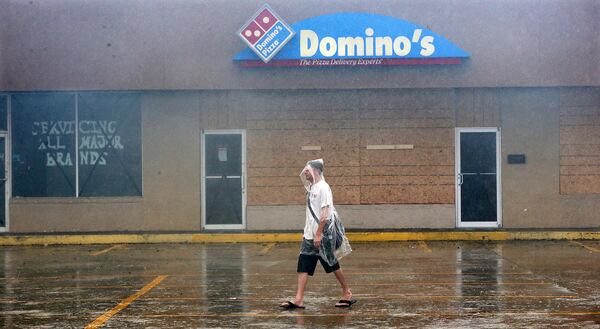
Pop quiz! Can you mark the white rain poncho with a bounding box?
[299,159,351,266]
[300,158,324,193]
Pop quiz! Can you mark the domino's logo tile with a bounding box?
[238,5,295,63]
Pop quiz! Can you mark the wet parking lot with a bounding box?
[0,240,599,328]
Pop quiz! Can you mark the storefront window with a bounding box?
[0,95,7,131]
[77,93,142,196]
[11,92,142,197]
[12,93,77,197]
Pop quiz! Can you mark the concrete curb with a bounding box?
[0,231,599,245]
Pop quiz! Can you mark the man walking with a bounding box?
[279,159,356,309]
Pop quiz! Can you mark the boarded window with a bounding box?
[78,93,142,196]
[559,88,600,194]
[11,92,142,197]
[12,94,77,197]
[0,95,7,131]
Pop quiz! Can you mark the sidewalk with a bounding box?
[1,230,600,245]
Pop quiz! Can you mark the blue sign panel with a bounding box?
[235,13,469,67]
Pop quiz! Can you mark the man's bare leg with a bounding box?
[281,272,309,307]
[333,268,352,300]
[293,272,309,306]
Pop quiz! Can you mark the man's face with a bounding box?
[303,169,313,183]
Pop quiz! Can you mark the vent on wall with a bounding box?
[507,154,526,164]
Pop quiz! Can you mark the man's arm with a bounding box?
[314,206,330,248]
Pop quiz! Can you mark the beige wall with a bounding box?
[0,6,6,89]
[10,198,144,232]
[1,0,598,91]
[560,196,600,227]
[498,87,600,228]
[247,205,455,230]
[500,89,562,228]
[141,93,201,230]
[7,87,600,232]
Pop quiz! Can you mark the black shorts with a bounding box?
[297,253,340,276]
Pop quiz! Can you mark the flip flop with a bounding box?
[335,299,357,307]
[280,301,305,309]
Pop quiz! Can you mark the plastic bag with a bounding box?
[332,210,351,260]
[335,235,352,260]
[318,210,352,266]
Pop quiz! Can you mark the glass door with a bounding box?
[455,128,502,228]
[201,130,246,230]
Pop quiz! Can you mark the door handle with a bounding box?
[457,173,463,185]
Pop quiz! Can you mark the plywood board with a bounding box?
[361,185,454,204]
[559,116,600,126]
[560,126,600,144]
[559,90,600,195]
[248,147,360,167]
[560,165,600,175]
[559,106,600,116]
[360,128,454,147]
[248,166,360,177]
[361,165,454,176]
[247,109,356,121]
[560,176,600,194]
[248,130,359,149]
[248,186,304,205]
[363,175,454,186]
[247,119,358,130]
[355,89,453,110]
[559,88,600,107]
[248,185,360,205]
[560,144,600,156]
[360,148,453,166]
[359,108,453,120]
[359,118,454,129]
[249,176,360,187]
[560,156,600,166]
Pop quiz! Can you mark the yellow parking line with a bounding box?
[418,241,432,253]
[570,241,600,253]
[85,275,167,329]
[90,245,124,256]
[1,231,599,246]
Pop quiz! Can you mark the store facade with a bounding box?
[0,0,598,233]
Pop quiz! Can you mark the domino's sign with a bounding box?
[237,5,295,63]
[235,12,470,67]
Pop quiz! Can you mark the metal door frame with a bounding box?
[0,94,10,231]
[201,130,246,230]
[455,127,502,228]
